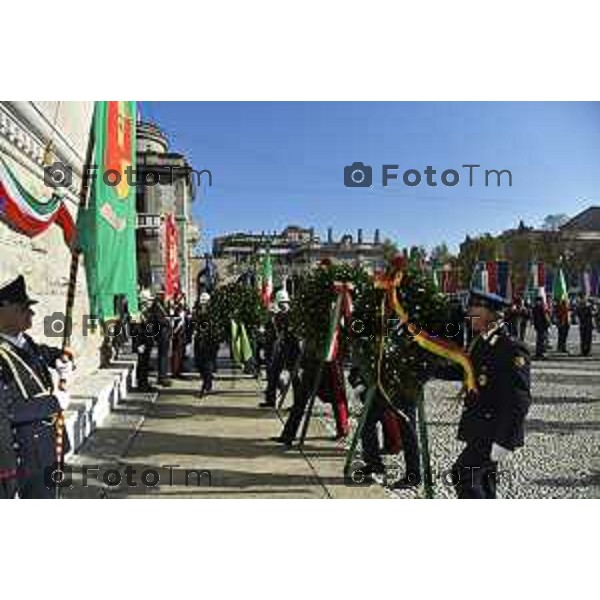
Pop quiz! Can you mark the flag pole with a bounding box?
[62,107,96,352]
[55,105,95,500]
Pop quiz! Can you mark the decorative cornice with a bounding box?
[0,102,81,204]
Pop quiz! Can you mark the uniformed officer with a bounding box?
[193,292,218,397]
[531,296,550,359]
[260,289,300,408]
[576,293,595,356]
[134,290,156,392]
[0,275,73,499]
[441,289,532,499]
[140,291,172,387]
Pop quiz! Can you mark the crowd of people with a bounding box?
[448,292,598,359]
[0,268,597,499]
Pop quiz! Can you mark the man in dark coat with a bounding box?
[531,296,550,359]
[576,293,595,356]
[260,289,300,408]
[194,292,218,396]
[436,289,531,499]
[0,275,73,499]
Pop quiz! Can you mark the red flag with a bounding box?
[486,261,498,294]
[164,213,180,300]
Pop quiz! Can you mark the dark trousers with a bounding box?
[451,442,497,499]
[0,477,16,499]
[265,347,285,406]
[580,325,593,356]
[157,325,171,381]
[197,357,214,392]
[361,398,385,470]
[280,360,348,441]
[361,394,421,479]
[518,320,527,341]
[171,331,185,376]
[195,341,215,392]
[557,324,569,352]
[535,328,547,357]
[18,469,55,499]
[280,367,313,442]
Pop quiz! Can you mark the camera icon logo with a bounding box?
[44,161,73,189]
[344,460,374,487]
[43,463,73,489]
[44,312,72,338]
[344,162,373,188]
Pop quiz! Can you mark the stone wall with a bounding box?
[0,101,102,377]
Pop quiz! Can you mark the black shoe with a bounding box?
[354,463,386,485]
[259,401,275,408]
[270,435,293,448]
[391,475,422,490]
[158,379,172,387]
[136,384,157,393]
[360,463,386,477]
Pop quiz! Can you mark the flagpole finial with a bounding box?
[42,142,54,167]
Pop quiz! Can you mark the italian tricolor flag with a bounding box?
[323,283,354,362]
[0,155,75,247]
[259,250,273,306]
[553,267,568,303]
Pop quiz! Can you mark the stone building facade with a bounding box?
[135,121,200,297]
[212,225,386,281]
[0,101,100,374]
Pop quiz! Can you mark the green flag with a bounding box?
[78,101,139,320]
[230,318,253,364]
[553,267,568,303]
[231,319,241,364]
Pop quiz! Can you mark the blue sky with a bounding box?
[141,102,600,253]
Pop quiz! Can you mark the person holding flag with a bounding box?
[0,275,74,499]
[553,268,570,354]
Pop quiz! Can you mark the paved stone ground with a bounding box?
[63,358,387,499]
[382,327,600,499]
[64,327,599,499]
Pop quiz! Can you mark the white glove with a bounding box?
[490,442,511,462]
[137,344,146,354]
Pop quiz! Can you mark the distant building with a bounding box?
[212,225,386,279]
[135,121,200,296]
[459,207,600,294]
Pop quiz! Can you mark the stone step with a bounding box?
[63,358,137,455]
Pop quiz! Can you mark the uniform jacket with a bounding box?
[437,323,532,451]
[0,335,68,477]
[532,304,550,331]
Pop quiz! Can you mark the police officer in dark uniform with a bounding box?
[0,275,73,499]
[138,291,172,388]
[193,292,218,396]
[439,289,532,499]
[134,291,157,392]
[531,296,550,359]
[576,293,595,356]
[260,289,300,408]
